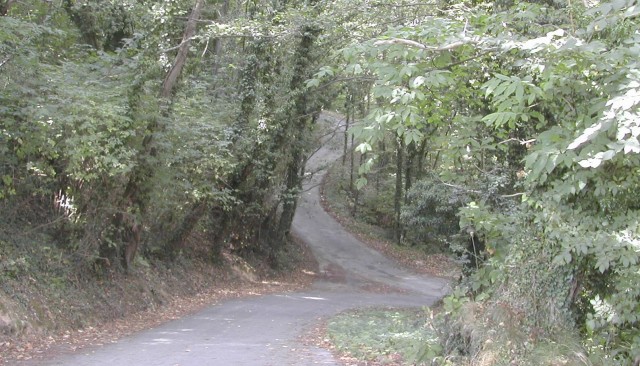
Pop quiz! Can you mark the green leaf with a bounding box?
[355,177,368,190]
[410,76,426,88]
[355,142,372,154]
[305,78,320,88]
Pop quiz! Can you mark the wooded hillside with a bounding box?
[1,0,639,364]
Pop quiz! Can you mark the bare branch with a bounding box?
[160,34,279,54]
[201,37,210,57]
[374,37,468,51]
[160,36,198,54]
[500,192,525,198]
[0,56,10,68]
[440,181,482,194]
[369,1,442,8]
[498,138,536,145]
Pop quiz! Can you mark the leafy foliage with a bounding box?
[312,0,640,363]
[401,174,469,251]
[0,0,330,271]
[2,0,639,362]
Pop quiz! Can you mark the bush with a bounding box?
[401,173,470,253]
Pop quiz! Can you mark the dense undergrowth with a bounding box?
[321,153,461,279]
[312,1,640,363]
[1,0,639,364]
[320,155,608,365]
[0,204,315,363]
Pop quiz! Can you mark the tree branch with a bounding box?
[160,36,198,54]
[442,49,494,71]
[500,192,525,198]
[161,0,204,98]
[0,56,10,69]
[498,138,536,145]
[160,34,279,54]
[314,76,376,91]
[439,181,482,194]
[369,1,442,7]
[374,37,469,51]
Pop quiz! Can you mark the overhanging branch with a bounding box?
[374,37,469,51]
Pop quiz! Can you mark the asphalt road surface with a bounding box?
[32,114,450,365]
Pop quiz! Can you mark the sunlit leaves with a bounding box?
[355,177,368,190]
[482,73,544,129]
[586,0,640,33]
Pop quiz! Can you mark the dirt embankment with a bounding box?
[0,235,318,364]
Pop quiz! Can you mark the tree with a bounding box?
[311,0,640,362]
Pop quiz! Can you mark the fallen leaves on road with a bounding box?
[1,248,317,365]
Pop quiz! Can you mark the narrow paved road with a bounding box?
[32,114,450,365]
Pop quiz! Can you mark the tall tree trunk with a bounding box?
[349,132,355,192]
[161,0,204,98]
[210,0,230,78]
[404,142,416,202]
[237,52,259,130]
[276,155,303,248]
[432,124,452,170]
[352,152,365,217]
[415,138,428,182]
[394,137,404,243]
[274,25,321,256]
[375,140,386,193]
[106,0,205,270]
[219,38,284,259]
[342,107,350,166]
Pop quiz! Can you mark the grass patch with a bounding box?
[326,307,443,365]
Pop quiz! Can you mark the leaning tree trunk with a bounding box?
[104,0,205,271]
[165,199,208,256]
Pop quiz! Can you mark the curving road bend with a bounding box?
[30,114,450,366]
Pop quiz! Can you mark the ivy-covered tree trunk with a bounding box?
[103,0,205,270]
[219,39,275,252]
[237,50,260,129]
[273,25,321,255]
